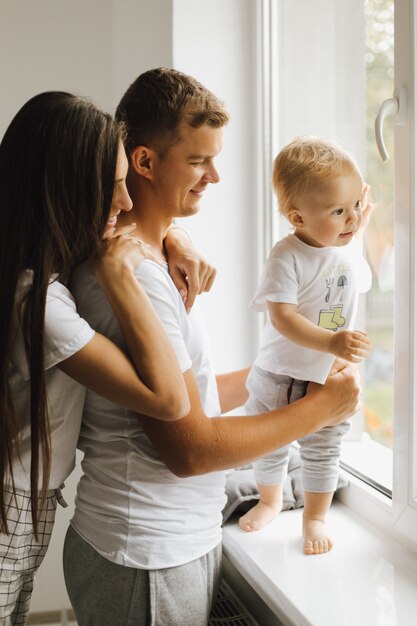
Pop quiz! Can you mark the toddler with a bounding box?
[240,136,373,555]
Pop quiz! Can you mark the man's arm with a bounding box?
[216,368,250,413]
[138,362,361,477]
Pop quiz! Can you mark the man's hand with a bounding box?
[164,227,217,312]
[308,361,361,426]
[329,357,350,375]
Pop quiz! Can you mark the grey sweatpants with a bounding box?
[63,525,222,626]
[247,366,350,493]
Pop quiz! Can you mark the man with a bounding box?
[64,68,360,626]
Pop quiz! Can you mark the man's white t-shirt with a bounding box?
[251,234,372,384]
[71,260,226,570]
[10,271,95,490]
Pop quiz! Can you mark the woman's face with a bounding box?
[102,143,133,239]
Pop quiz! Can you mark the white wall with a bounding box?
[173,0,259,373]
[0,0,258,614]
[0,0,173,133]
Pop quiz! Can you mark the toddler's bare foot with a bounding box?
[239,484,284,532]
[303,518,333,555]
[239,500,283,532]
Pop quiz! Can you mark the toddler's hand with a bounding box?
[329,329,371,363]
[357,183,375,238]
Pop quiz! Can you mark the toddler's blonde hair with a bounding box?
[272,136,360,217]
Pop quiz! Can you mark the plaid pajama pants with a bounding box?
[0,488,60,625]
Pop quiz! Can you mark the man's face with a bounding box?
[152,121,223,219]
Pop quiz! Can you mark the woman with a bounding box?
[0,91,195,624]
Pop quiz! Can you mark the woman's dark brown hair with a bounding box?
[0,91,122,537]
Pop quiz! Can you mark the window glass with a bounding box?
[363,0,394,450]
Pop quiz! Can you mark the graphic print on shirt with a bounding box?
[337,275,348,300]
[318,273,349,331]
[325,278,334,303]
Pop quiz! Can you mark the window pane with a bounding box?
[363,0,394,449]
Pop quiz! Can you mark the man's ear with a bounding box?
[287,208,304,228]
[130,145,156,180]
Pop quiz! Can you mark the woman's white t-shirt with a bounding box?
[9,271,95,490]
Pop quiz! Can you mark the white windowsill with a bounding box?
[222,498,417,626]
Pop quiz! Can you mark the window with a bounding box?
[363,0,394,454]
[341,0,394,498]
[258,0,417,548]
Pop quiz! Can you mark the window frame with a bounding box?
[390,0,417,544]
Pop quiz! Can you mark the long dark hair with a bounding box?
[0,92,122,536]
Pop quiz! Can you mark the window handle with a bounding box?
[375,86,406,162]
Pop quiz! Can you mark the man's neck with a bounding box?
[117,202,171,263]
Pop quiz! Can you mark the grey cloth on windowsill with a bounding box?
[222,444,349,524]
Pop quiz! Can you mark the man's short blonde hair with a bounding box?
[272,136,361,216]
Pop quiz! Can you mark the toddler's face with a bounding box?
[290,170,364,248]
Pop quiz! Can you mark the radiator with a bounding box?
[209,581,260,626]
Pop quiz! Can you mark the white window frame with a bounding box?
[390,0,417,545]
[258,0,417,552]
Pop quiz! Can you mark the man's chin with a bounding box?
[181,204,200,218]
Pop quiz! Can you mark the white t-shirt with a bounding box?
[251,234,372,384]
[9,271,95,490]
[70,260,226,570]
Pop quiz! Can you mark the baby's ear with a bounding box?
[287,209,304,228]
